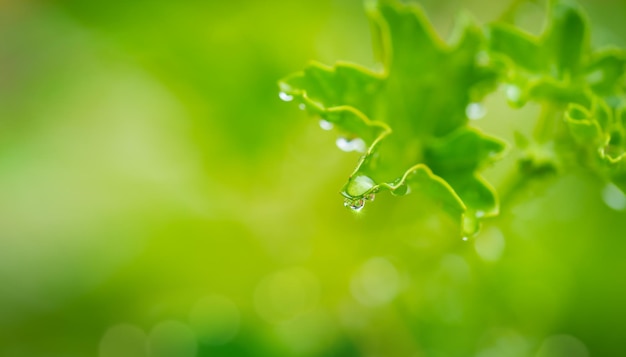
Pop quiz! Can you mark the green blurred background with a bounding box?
[2,0,626,356]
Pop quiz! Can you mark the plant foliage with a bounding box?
[279,0,626,236]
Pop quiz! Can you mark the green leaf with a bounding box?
[280,62,389,146]
[425,127,507,174]
[279,0,504,235]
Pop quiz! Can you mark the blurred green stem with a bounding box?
[533,101,559,143]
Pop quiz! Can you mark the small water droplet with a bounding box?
[298,103,306,110]
[466,102,486,120]
[505,85,522,103]
[351,138,367,153]
[602,183,626,211]
[475,210,485,218]
[365,193,375,202]
[336,137,367,153]
[344,198,365,212]
[336,138,351,152]
[319,120,334,131]
[462,236,468,242]
[279,92,293,102]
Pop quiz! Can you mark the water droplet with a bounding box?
[344,198,365,212]
[602,183,626,211]
[365,193,375,202]
[462,236,468,242]
[466,102,486,120]
[505,85,522,103]
[298,103,306,110]
[319,120,333,131]
[279,92,294,102]
[352,138,367,152]
[336,137,367,153]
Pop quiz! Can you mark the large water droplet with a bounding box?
[279,92,293,102]
[344,198,365,212]
[336,137,367,153]
[319,120,333,131]
[466,102,486,120]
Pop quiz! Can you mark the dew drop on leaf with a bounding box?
[279,92,293,102]
[336,137,367,153]
[466,102,486,120]
[462,236,468,242]
[298,103,306,110]
[344,198,365,212]
[319,119,334,131]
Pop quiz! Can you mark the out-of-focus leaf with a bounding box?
[488,24,543,72]
[565,104,603,145]
[544,3,588,77]
[487,2,623,106]
[586,50,626,95]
